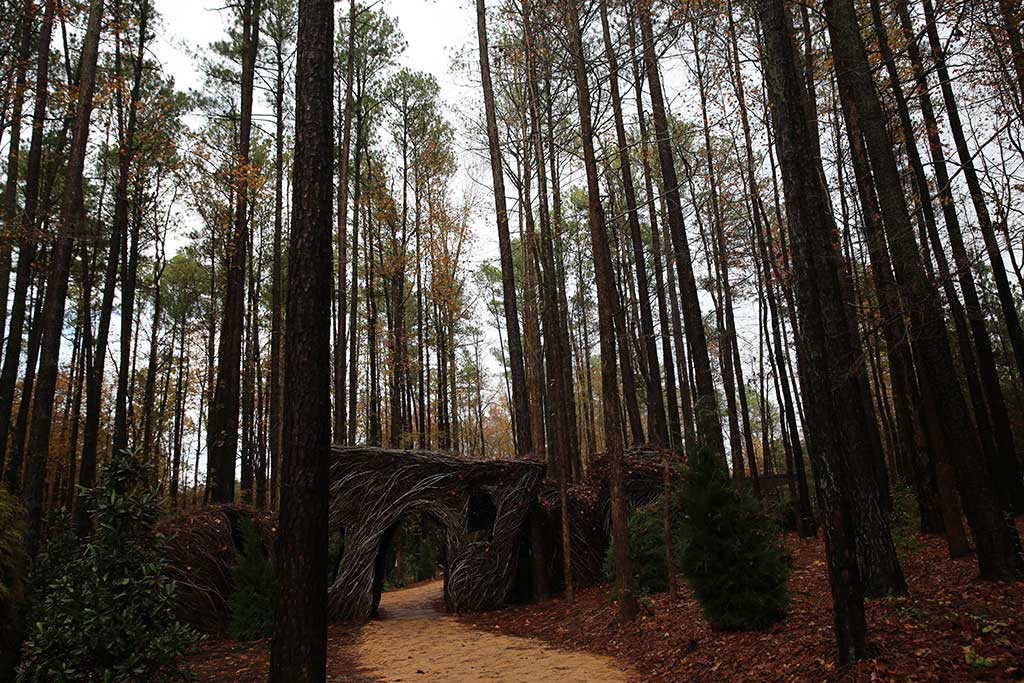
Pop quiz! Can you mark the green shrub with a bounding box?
[889,485,921,557]
[16,449,200,682]
[228,519,275,641]
[0,489,27,677]
[382,514,445,590]
[765,494,817,535]
[603,489,685,596]
[0,488,26,611]
[678,448,791,631]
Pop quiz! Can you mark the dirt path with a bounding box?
[356,580,632,682]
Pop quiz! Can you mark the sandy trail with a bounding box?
[355,580,632,683]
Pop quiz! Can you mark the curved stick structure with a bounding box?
[328,446,545,620]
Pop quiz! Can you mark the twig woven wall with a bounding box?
[327,446,545,620]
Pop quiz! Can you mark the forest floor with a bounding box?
[462,522,1024,682]
[187,522,1024,682]
[187,579,631,682]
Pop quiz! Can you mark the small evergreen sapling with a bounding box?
[678,448,791,631]
[603,490,684,595]
[228,518,276,640]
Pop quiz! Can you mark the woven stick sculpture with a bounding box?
[327,446,545,621]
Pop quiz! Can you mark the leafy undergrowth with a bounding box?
[462,522,1024,682]
[185,621,371,682]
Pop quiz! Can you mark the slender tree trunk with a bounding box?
[923,0,1024,396]
[208,0,261,503]
[871,0,1021,522]
[66,246,92,510]
[896,0,1024,514]
[334,0,357,444]
[0,0,37,348]
[828,0,1024,580]
[636,0,723,456]
[270,27,286,510]
[268,0,333,676]
[23,0,104,556]
[600,0,667,447]
[4,275,43,489]
[142,253,166,467]
[757,0,870,660]
[565,0,637,621]
[606,187,646,446]
[476,0,531,458]
[110,0,150,455]
[171,322,187,508]
[0,0,55,473]
[347,99,366,445]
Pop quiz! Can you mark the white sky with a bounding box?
[152,0,477,103]
[150,0,505,295]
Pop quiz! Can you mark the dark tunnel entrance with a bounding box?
[370,511,447,617]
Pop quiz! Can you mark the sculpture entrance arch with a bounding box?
[327,446,545,620]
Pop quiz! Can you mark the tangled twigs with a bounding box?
[158,504,274,634]
[328,446,545,621]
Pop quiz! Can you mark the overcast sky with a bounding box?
[150,0,495,254]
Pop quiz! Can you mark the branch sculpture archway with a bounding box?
[328,446,546,620]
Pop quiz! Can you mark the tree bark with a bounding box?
[0,0,37,348]
[476,0,532,458]
[0,0,55,471]
[827,0,1024,580]
[208,0,261,503]
[23,0,104,557]
[600,0,667,448]
[334,0,357,444]
[564,0,637,621]
[636,0,723,457]
[268,0,333,677]
[757,0,869,661]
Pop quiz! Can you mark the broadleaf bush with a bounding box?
[16,449,200,682]
[0,489,26,677]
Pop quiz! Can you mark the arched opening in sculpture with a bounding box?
[369,509,448,616]
[328,446,546,620]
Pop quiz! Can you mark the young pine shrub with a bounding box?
[678,448,791,631]
[603,490,684,596]
[227,518,275,640]
[16,449,200,682]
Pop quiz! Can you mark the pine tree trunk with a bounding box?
[208,0,261,503]
[0,0,55,475]
[895,0,1024,514]
[0,0,36,348]
[270,27,286,509]
[4,275,43,490]
[334,0,357,444]
[347,105,365,445]
[827,0,1024,580]
[23,0,104,556]
[268,0,333,676]
[599,0,667,448]
[565,0,637,621]
[757,0,870,660]
[476,0,532,458]
[142,254,166,468]
[636,0,723,457]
